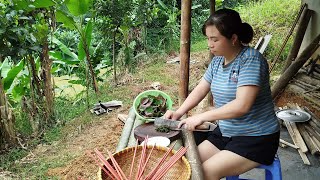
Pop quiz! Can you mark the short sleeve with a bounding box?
[203,61,214,83]
[237,53,265,87]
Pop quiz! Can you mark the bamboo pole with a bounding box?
[127,117,144,147]
[282,9,314,73]
[271,33,320,99]
[181,129,204,180]
[116,108,136,152]
[269,3,307,72]
[179,0,192,105]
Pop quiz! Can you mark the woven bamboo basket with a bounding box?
[97,145,191,180]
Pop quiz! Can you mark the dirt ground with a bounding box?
[10,52,209,180]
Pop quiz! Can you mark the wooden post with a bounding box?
[209,0,215,15]
[179,0,192,105]
[207,0,216,107]
[282,9,313,73]
[271,33,320,99]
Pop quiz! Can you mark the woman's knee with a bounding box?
[203,163,223,180]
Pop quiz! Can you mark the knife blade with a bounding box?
[154,118,216,132]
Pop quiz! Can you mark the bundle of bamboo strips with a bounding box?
[88,137,191,180]
[279,103,320,165]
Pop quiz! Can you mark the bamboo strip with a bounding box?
[107,150,128,180]
[128,140,139,180]
[144,141,178,179]
[87,151,116,180]
[94,149,121,179]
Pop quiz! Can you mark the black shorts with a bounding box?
[194,127,280,165]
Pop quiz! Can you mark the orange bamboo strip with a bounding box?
[94,149,121,179]
[144,141,178,179]
[135,136,148,180]
[129,139,139,180]
[138,144,156,179]
[152,147,188,180]
[86,151,116,180]
[107,150,128,180]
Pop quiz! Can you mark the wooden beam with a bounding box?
[179,0,192,105]
[271,33,320,99]
[282,9,314,72]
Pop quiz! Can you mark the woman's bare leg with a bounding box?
[202,150,260,180]
[198,140,220,163]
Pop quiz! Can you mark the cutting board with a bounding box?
[134,123,181,142]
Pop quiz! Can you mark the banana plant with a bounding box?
[55,0,99,94]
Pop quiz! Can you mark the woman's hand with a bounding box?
[178,116,204,131]
[164,110,183,120]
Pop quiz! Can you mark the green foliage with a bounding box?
[237,0,300,62]
[65,0,92,16]
[14,112,33,136]
[0,148,28,170]
[42,127,62,143]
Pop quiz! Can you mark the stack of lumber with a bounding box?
[279,103,320,165]
[287,71,320,112]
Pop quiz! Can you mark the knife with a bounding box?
[154,118,216,132]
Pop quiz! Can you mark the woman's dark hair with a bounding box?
[202,9,253,44]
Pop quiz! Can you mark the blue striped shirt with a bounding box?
[204,47,279,137]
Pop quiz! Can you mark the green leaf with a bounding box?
[68,79,83,85]
[12,0,29,10]
[50,66,60,74]
[156,0,168,10]
[65,0,92,16]
[56,10,76,30]
[77,40,85,61]
[51,37,78,60]
[3,60,24,90]
[33,0,55,8]
[84,20,93,48]
[0,58,10,78]
[192,4,202,10]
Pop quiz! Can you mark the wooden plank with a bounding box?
[284,121,310,165]
[117,113,128,123]
[297,124,319,155]
[306,129,320,153]
[280,139,299,149]
[285,121,308,152]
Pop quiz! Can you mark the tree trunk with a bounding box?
[271,33,320,99]
[0,80,17,149]
[113,30,117,84]
[40,40,55,128]
[84,41,99,94]
[28,55,41,133]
